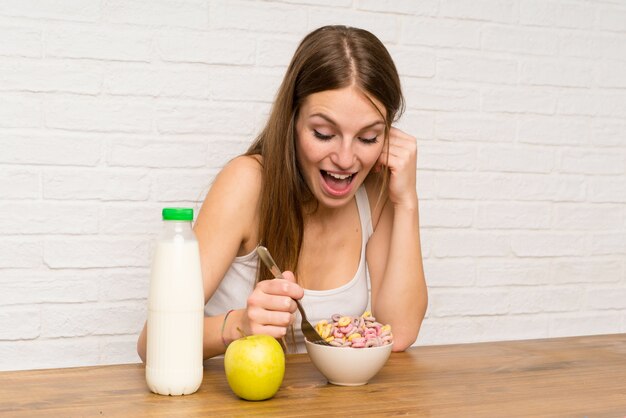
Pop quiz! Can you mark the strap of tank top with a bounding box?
[355,186,373,240]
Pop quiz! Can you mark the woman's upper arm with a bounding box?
[193,155,261,302]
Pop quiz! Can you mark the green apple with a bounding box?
[224,334,285,401]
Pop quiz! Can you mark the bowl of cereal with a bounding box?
[304,312,393,386]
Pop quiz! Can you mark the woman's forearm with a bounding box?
[137,322,147,363]
[138,311,244,362]
[374,203,428,350]
[202,310,245,359]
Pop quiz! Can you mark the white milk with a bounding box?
[146,212,204,396]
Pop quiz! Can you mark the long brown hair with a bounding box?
[246,25,404,283]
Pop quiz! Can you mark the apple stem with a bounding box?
[236,327,247,338]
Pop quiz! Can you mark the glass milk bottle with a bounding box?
[146,208,204,396]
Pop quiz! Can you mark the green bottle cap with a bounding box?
[162,208,193,221]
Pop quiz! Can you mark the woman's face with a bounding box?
[295,85,386,209]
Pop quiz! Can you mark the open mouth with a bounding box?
[320,170,355,195]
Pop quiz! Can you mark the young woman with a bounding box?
[137,25,427,360]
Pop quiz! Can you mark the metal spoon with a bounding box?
[256,246,330,346]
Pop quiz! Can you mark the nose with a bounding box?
[331,138,355,169]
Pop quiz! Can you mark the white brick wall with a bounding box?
[1,0,625,371]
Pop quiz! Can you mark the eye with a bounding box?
[313,129,334,141]
[358,136,379,144]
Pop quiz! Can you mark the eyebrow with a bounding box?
[309,113,385,131]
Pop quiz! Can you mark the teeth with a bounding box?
[327,172,352,180]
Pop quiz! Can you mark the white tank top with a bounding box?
[204,186,373,353]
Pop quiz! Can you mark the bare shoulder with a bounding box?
[195,155,262,252]
[218,154,262,189]
[208,154,262,213]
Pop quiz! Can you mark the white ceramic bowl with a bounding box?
[304,339,392,386]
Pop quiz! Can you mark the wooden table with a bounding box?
[1,334,625,417]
